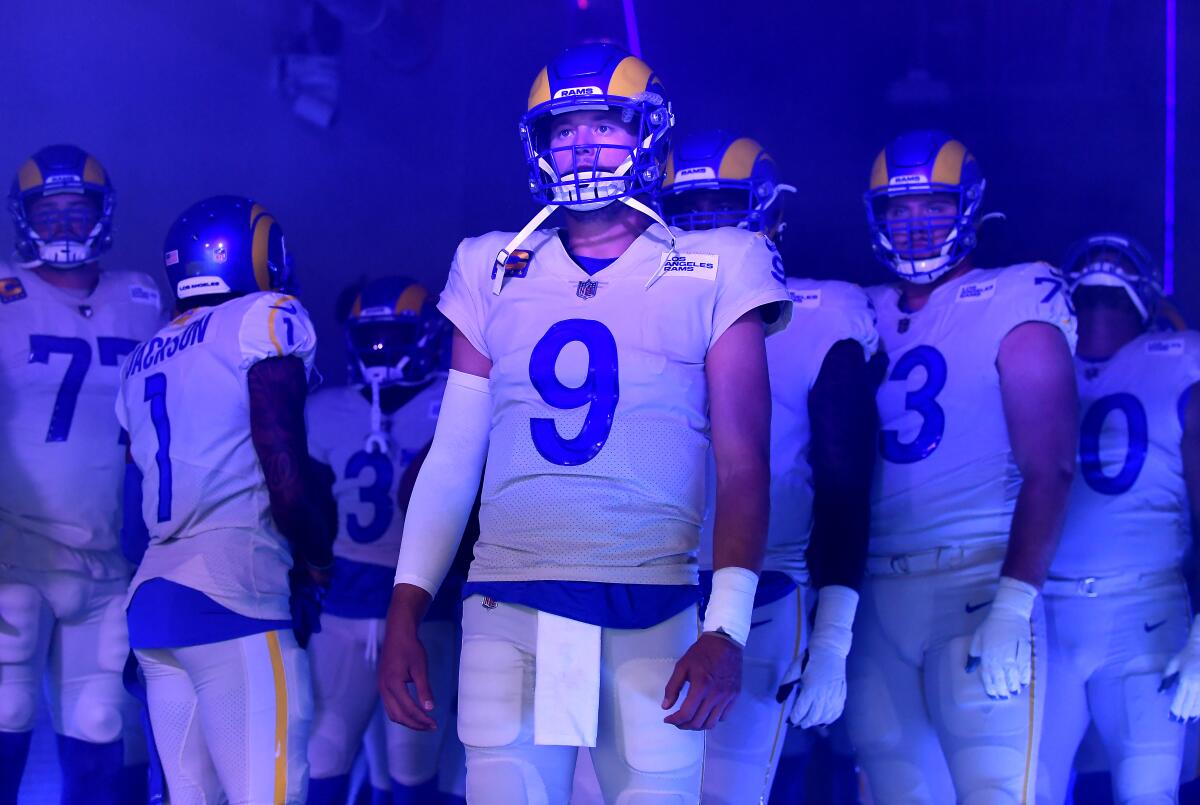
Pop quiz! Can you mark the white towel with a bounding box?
[533,611,602,747]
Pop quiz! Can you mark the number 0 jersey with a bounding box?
[439,226,790,586]
[1050,331,1200,578]
[699,278,879,583]
[0,268,163,577]
[115,292,317,620]
[867,263,1077,558]
[306,380,446,569]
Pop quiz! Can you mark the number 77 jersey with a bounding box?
[115,292,317,547]
[867,262,1077,556]
[438,226,790,586]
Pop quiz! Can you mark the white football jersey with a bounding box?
[116,292,316,619]
[438,226,791,586]
[0,268,163,576]
[699,278,880,582]
[306,379,446,569]
[1051,331,1200,578]
[867,263,1078,557]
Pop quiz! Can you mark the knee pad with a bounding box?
[613,657,702,776]
[386,724,441,786]
[0,686,37,733]
[457,636,526,749]
[0,583,44,664]
[307,711,358,777]
[63,695,124,745]
[464,756,548,805]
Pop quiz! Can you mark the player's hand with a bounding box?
[379,586,437,731]
[1163,616,1200,721]
[965,576,1037,699]
[661,632,742,730]
[778,647,847,729]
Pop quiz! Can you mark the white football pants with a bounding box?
[135,629,312,805]
[846,561,1046,804]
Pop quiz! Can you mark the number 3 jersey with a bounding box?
[438,226,791,586]
[866,263,1078,557]
[115,292,317,619]
[0,268,164,578]
[1050,330,1200,578]
[305,380,445,569]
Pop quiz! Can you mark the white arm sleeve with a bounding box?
[393,369,491,595]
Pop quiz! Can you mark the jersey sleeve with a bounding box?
[236,293,318,374]
[710,232,793,349]
[437,238,490,360]
[788,280,880,388]
[994,262,1078,352]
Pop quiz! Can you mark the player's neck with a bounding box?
[899,259,973,313]
[1076,311,1143,361]
[562,202,652,259]
[32,262,100,295]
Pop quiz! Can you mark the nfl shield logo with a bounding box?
[576,280,598,300]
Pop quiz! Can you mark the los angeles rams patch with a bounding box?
[789,289,822,308]
[660,252,718,280]
[955,281,996,302]
[1146,338,1185,356]
[129,284,161,307]
[0,277,27,303]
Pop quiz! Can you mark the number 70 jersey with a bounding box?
[867,263,1077,556]
[438,226,790,587]
[115,292,317,546]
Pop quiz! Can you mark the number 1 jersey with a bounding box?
[867,263,1077,557]
[115,292,316,619]
[1050,331,1200,578]
[0,268,163,576]
[438,226,791,586]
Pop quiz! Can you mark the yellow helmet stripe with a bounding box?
[607,56,653,99]
[250,204,275,291]
[82,155,106,185]
[394,283,429,314]
[527,67,551,110]
[930,140,968,186]
[718,138,766,180]
[868,150,889,190]
[17,159,43,192]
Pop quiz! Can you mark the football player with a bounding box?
[116,195,331,803]
[657,129,878,804]
[0,145,163,804]
[843,130,1079,802]
[305,275,466,804]
[378,42,791,803]
[1036,234,1200,804]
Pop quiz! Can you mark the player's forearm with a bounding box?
[393,369,490,595]
[387,582,434,636]
[807,339,877,591]
[1002,466,1073,587]
[711,460,769,573]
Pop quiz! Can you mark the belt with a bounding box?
[865,544,1008,576]
[1043,568,1183,598]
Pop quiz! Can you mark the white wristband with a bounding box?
[393,369,491,596]
[809,585,859,658]
[701,566,758,647]
[992,576,1038,620]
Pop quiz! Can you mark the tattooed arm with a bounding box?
[248,355,335,569]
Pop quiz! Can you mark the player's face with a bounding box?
[547,109,638,177]
[661,188,747,229]
[1072,285,1142,329]
[27,193,101,242]
[882,193,957,259]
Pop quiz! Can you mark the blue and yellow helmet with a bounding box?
[864,130,985,284]
[163,195,293,303]
[8,144,116,268]
[1063,233,1162,325]
[520,42,673,210]
[657,129,794,238]
[345,276,448,388]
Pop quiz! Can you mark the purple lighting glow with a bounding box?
[1165,0,1177,295]
[623,0,642,58]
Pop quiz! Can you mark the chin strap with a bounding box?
[494,130,676,296]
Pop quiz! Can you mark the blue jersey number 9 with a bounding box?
[880,345,948,464]
[1079,393,1148,495]
[528,319,620,466]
